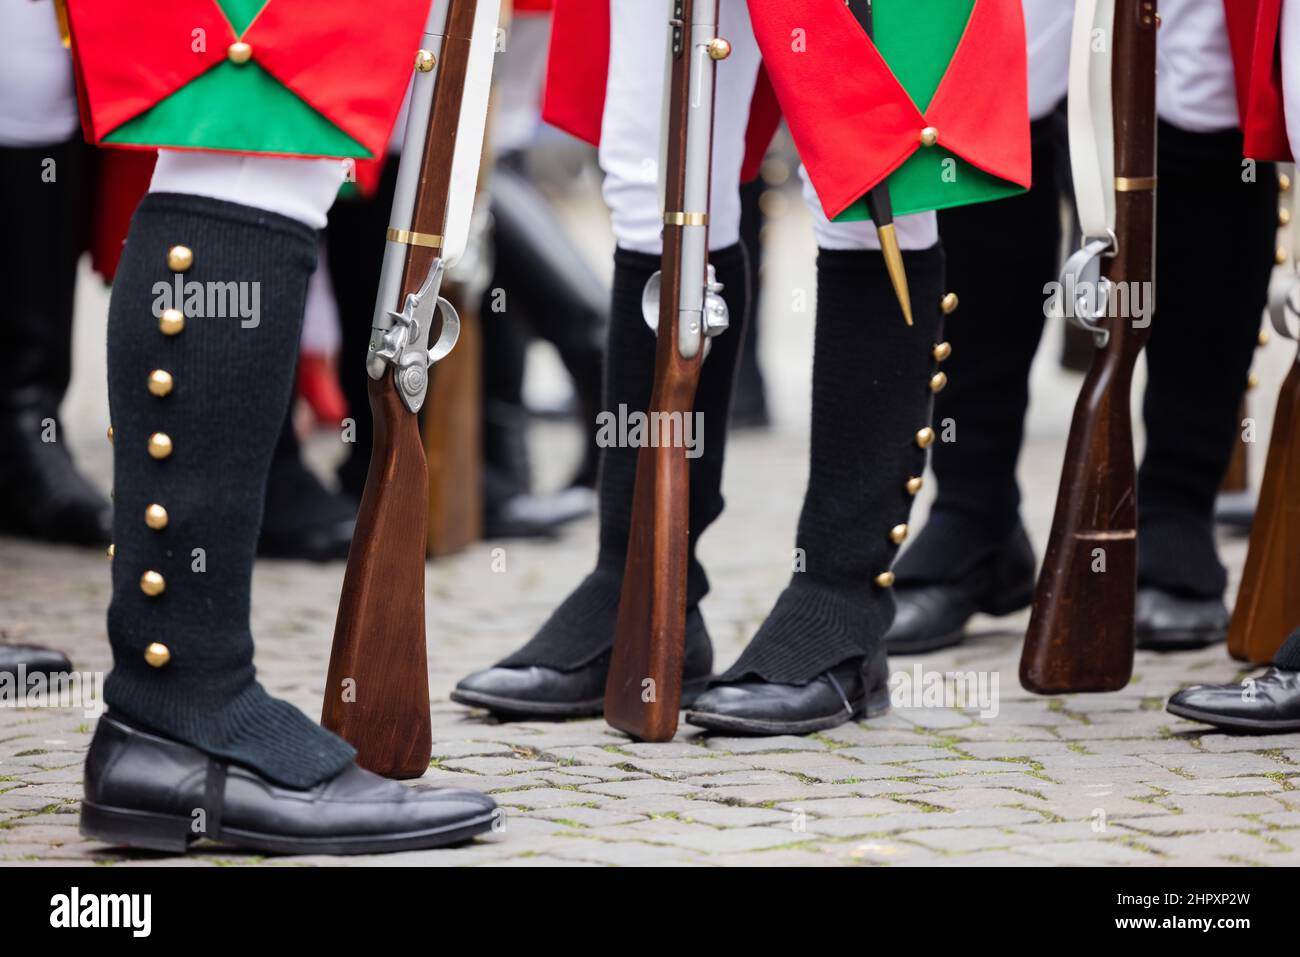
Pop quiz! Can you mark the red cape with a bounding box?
[1224,0,1292,161]
[542,0,1030,219]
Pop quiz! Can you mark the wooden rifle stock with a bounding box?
[322,0,480,776]
[1020,0,1157,694]
[1228,354,1300,663]
[605,0,721,741]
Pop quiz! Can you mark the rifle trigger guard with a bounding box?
[372,257,458,413]
[1056,233,1117,349]
[1268,269,1300,343]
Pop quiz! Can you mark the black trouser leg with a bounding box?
[1137,123,1278,598]
[499,243,751,671]
[719,245,946,684]
[325,162,398,501]
[104,193,354,789]
[0,137,111,544]
[894,118,1061,582]
[489,162,608,489]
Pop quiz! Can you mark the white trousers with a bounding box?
[598,0,938,255]
[1025,0,1242,133]
[1284,0,1300,153]
[148,150,348,230]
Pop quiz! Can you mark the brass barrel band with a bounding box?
[1114,176,1157,192]
[664,212,709,226]
[386,228,443,248]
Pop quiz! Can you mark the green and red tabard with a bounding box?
[747,0,1030,221]
[65,0,431,159]
[541,0,1030,222]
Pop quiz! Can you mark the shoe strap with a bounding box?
[824,671,854,716]
[202,760,228,841]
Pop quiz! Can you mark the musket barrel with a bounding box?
[370,1,452,355]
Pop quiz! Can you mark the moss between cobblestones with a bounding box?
[1009,802,1065,824]
[889,798,948,814]
[1262,771,1298,789]
[1045,699,1091,724]
[1113,834,1162,856]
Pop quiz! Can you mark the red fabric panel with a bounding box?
[1225,0,1292,161]
[246,0,431,159]
[925,0,1031,190]
[747,0,924,219]
[741,65,782,183]
[540,0,609,145]
[90,149,157,282]
[66,0,228,142]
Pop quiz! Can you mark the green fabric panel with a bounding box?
[215,0,268,35]
[834,0,1025,223]
[105,60,371,158]
[875,0,973,112]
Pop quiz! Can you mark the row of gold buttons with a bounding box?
[874,291,959,589]
[135,245,192,668]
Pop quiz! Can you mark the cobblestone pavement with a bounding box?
[2,208,1299,867]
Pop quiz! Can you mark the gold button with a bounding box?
[707,37,731,60]
[874,571,896,588]
[1277,246,1289,266]
[159,308,185,335]
[1248,372,1260,390]
[415,48,435,72]
[144,642,171,667]
[167,245,193,272]
[106,543,115,560]
[919,126,939,147]
[1259,330,1271,347]
[940,292,959,315]
[933,341,952,362]
[148,369,174,397]
[890,524,909,545]
[1281,208,1292,227]
[905,476,923,496]
[930,372,948,393]
[145,503,169,530]
[140,570,166,597]
[147,432,173,460]
[107,424,114,443]
[915,427,935,449]
[1281,173,1292,193]
[227,41,252,65]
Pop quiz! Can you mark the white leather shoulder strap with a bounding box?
[1067,0,1116,244]
[442,0,502,266]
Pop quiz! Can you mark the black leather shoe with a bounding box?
[0,643,72,676]
[685,646,891,736]
[0,410,113,546]
[1135,586,1228,651]
[1167,667,1300,732]
[81,714,498,855]
[484,486,595,540]
[886,524,1036,654]
[1214,489,1254,535]
[258,450,355,562]
[452,608,713,718]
